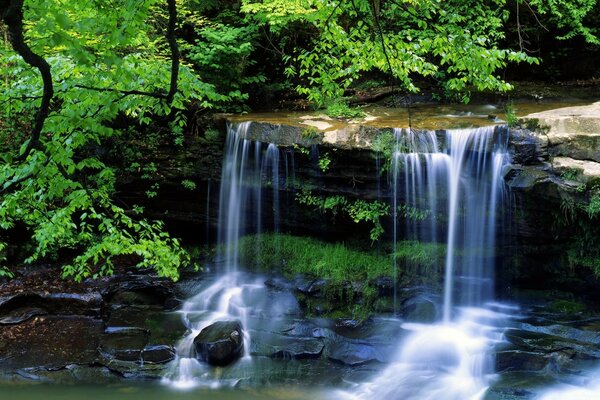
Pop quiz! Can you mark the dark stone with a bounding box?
[0,315,102,370]
[249,329,324,359]
[0,307,47,325]
[101,274,174,307]
[142,345,176,364]
[296,278,328,295]
[0,292,102,317]
[371,276,395,296]
[99,327,149,362]
[193,320,244,366]
[401,295,438,323]
[326,340,385,366]
[495,350,550,372]
[265,276,294,291]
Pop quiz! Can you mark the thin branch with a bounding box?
[523,0,549,32]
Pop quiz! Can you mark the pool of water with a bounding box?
[0,382,327,400]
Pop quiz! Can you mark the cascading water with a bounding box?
[163,122,284,389]
[350,125,511,400]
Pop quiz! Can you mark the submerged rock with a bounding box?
[193,320,244,366]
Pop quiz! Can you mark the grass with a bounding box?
[324,100,365,119]
[238,233,392,282]
[234,233,446,320]
[237,233,446,284]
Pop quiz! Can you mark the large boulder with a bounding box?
[193,320,244,366]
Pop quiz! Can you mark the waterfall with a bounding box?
[352,125,510,400]
[163,122,283,389]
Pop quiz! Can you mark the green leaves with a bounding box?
[296,190,390,241]
[240,0,551,104]
[0,0,208,281]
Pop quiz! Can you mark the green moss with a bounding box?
[234,233,447,320]
[550,299,586,314]
[238,233,394,282]
[301,126,321,141]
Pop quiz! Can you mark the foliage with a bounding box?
[317,152,331,172]
[526,0,599,45]
[237,233,446,319]
[181,179,196,190]
[371,130,397,172]
[242,0,545,105]
[184,15,264,111]
[204,128,222,142]
[0,0,212,280]
[324,100,365,119]
[397,204,431,221]
[296,190,389,241]
[0,241,12,278]
[504,102,519,127]
[588,194,600,218]
[560,167,583,182]
[238,233,394,282]
[554,189,600,278]
[394,240,446,277]
[301,126,321,140]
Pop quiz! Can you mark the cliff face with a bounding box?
[116,103,600,297]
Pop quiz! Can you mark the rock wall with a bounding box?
[116,107,600,296]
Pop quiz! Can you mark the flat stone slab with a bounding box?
[524,102,600,162]
[553,157,600,183]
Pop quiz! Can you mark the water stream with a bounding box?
[164,122,284,389]
[349,126,512,399]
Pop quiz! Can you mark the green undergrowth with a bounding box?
[235,233,446,320]
[324,100,365,119]
[239,233,392,281]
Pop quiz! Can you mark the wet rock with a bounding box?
[371,276,395,296]
[193,320,244,366]
[10,365,121,385]
[553,157,600,185]
[249,330,324,359]
[0,292,102,317]
[106,307,187,346]
[401,295,438,323]
[99,327,149,362]
[295,278,328,295]
[0,315,102,370]
[0,307,47,325]
[523,102,600,163]
[495,350,551,372]
[102,274,174,307]
[264,276,294,291]
[509,129,547,165]
[326,340,386,366]
[142,345,176,364]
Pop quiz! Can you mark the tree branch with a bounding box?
[1,0,54,161]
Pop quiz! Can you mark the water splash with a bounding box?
[164,122,283,389]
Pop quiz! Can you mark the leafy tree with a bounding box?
[0,0,218,280]
[242,0,597,105]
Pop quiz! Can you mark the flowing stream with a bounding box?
[350,126,512,399]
